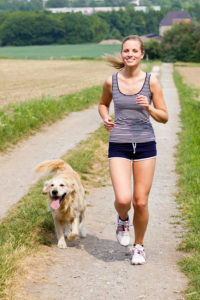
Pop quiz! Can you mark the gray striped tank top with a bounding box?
[109,72,156,143]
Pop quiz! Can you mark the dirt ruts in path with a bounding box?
[18,64,188,300]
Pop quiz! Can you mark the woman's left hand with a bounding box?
[136,94,150,112]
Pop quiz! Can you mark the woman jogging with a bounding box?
[98,35,168,265]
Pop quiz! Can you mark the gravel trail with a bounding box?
[3,64,188,299]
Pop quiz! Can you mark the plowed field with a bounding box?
[0,59,114,108]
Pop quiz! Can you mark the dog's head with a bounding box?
[43,176,75,211]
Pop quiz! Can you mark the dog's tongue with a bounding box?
[50,200,60,210]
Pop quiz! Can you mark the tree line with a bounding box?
[140,0,197,9]
[0,8,164,45]
[0,8,199,62]
[1,0,200,19]
[0,0,200,23]
[0,0,43,11]
[44,0,200,22]
[46,0,131,8]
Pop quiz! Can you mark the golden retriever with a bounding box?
[35,159,87,249]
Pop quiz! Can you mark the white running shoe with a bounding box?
[116,216,130,247]
[131,244,146,265]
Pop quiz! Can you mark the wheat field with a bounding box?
[0,59,114,108]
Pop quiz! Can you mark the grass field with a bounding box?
[0,85,102,151]
[0,59,114,108]
[174,68,200,300]
[0,44,121,60]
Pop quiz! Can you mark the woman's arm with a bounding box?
[98,76,115,131]
[136,76,168,123]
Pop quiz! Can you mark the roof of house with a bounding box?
[160,10,191,26]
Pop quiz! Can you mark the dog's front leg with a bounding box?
[53,216,67,249]
[67,216,79,242]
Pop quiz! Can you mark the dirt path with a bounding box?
[9,64,188,300]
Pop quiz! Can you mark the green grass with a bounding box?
[0,43,121,60]
[0,85,102,151]
[0,122,109,298]
[0,179,51,296]
[173,69,200,300]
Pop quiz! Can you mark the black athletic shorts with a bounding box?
[108,141,157,161]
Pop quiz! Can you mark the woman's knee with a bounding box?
[133,196,148,212]
[115,196,131,210]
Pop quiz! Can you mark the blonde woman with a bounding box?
[98,35,168,265]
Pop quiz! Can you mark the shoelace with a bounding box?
[115,222,133,227]
[117,221,129,232]
[132,247,145,257]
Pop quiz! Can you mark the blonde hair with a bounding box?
[104,35,144,70]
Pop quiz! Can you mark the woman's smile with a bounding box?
[125,58,136,62]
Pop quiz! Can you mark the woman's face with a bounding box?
[121,39,144,68]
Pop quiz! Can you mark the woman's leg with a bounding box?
[109,158,132,220]
[132,158,156,245]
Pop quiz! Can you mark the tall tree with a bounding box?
[161,21,200,62]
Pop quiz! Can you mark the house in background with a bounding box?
[159,10,192,36]
[140,33,162,42]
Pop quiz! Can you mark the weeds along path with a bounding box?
[0,106,107,220]
[15,64,188,299]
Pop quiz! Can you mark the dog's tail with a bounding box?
[34,159,73,174]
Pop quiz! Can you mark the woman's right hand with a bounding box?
[103,117,115,131]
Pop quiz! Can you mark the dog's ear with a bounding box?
[42,180,50,194]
